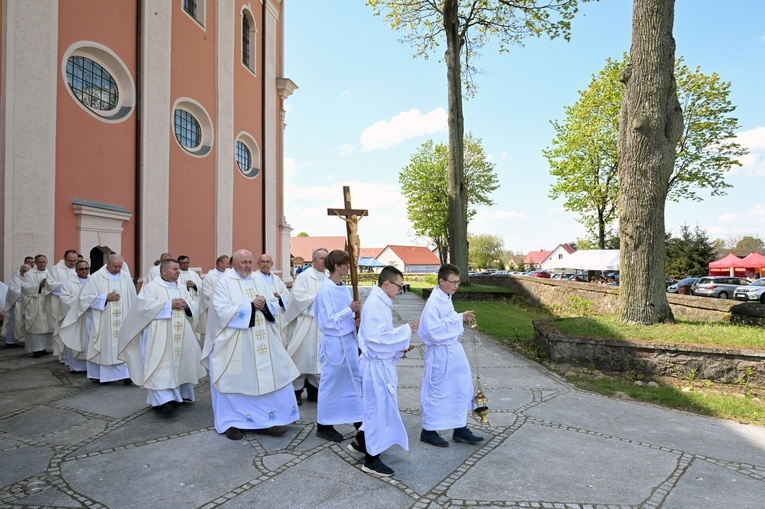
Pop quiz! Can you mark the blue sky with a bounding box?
[282,1,765,254]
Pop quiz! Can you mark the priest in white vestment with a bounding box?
[137,252,171,292]
[312,249,362,443]
[60,254,136,383]
[283,248,328,404]
[418,264,484,448]
[48,250,80,361]
[254,253,290,347]
[119,259,206,414]
[194,255,229,343]
[2,263,30,347]
[357,266,418,478]
[55,261,91,372]
[21,255,56,357]
[177,255,203,302]
[202,249,300,441]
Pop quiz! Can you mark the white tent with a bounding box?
[556,249,620,271]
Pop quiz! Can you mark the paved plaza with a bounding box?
[1,288,764,509]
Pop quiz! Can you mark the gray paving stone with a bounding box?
[14,486,83,507]
[218,448,416,509]
[262,452,299,471]
[0,385,79,415]
[60,431,258,509]
[663,458,765,509]
[447,423,678,506]
[0,446,53,489]
[0,405,87,439]
[44,419,109,447]
[0,367,65,391]
[56,383,153,419]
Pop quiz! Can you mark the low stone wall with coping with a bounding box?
[533,319,765,386]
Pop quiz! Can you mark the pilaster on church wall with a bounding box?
[2,0,58,278]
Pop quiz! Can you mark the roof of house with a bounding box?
[359,247,384,258]
[289,236,346,261]
[524,250,553,264]
[381,245,440,265]
[559,243,577,255]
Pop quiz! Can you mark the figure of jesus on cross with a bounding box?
[327,186,368,308]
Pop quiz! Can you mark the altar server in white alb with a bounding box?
[312,249,363,443]
[356,266,418,478]
[418,264,483,448]
[60,254,136,383]
[56,260,91,372]
[203,249,300,441]
[21,255,56,357]
[118,259,206,415]
[194,254,230,342]
[283,248,328,405]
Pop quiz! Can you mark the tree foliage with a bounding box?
[733,235,765,257]
[665,224,716,278]
[399,133,499,264]
[367,0,583,281]
[468,233,504,269]
[545,53,748,248]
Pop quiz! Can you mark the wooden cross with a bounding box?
[327,186,368,314]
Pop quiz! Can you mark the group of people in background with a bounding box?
[1,248,484,479]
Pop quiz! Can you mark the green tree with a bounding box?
[665,224,716,278]
[545,54,747,248]
[469,233,504,269]
[297,232,309,237]
[368,0,583,282]
[733,235,765,256]
[399,134,499,265]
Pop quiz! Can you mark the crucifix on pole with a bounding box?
[327,186,368,314]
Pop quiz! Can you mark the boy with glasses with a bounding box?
[419,264,484,448]
[355,265,418,477]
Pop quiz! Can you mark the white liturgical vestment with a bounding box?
[254,269,290,347]
[284,268,325,375]
[418,286,473,430]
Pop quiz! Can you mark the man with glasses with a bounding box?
[57,261,91,372]
[177,255,203,302]
[254,253,290,348]
[418,263,484,448]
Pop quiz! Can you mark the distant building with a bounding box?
[2,1,296,281]
[540,244,577,272]
[378,245,440,273]
[524,249,553,270]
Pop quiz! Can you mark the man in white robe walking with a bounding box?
[2,261,31,347]
[357,266,418,477]
[177,255,203,303]
[119,259,205,414]
[312,249,362,443]
[254,253,290,347]
[418,264,484,448]
[60,254,136,383]
[202,249,300,440]
[284,248,327,405]
[194,254,229,343]
[56,260,91,372]
[48,250,80,361]
[21,255,56,357]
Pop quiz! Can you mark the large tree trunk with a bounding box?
[443,0,468,281]
[618,0,684,324]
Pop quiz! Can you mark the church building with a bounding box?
[1,0,296,281]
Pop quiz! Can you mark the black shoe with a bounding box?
[346,440,365,460]
[420,429,449,447]
[158,402,175,415]
[316,425,343,443]
[253,426,288,437]
[225,427,243,440]
[306,383,318,402]
[362,457,394,477]
[32,350,45,358]
[123,378,133,385]
[452,426,484,445]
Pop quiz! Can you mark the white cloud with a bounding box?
[341,90,351,98]
[340,143,355,155]
[360,108,447,152]
[733,126,765,176]
[717,213,738,223]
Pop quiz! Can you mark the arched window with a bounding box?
[241,9,256,74]
[235,133,260,178]
[174,109,201,149]
[172,98,213,157]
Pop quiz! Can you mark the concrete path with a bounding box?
[1,288,764,509]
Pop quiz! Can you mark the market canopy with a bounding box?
[358,256,386,268]
[709,253,743,269]
[561,249,620,271]
[737,252,765,269]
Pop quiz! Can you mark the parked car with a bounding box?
[667,277,699,294]
[692,276,750,299]
[528,270,552,278]
[568,274,589,282]
[734,278,765,303]
[665,277,678,288]
[551,272,574,280]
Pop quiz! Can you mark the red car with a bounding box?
[529,270,551,278]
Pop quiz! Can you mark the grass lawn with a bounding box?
[411,289,765,426]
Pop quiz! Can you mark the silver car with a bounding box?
[692,276,750,299]
[734,278,765,303]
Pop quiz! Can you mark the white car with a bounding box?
[734,278,765,303]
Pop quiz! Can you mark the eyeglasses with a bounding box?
[389,281,404,293]
[443,279,461,286]
[76,267,90,271]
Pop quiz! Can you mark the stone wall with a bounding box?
[472,275,765,326]
[533,319,765,386]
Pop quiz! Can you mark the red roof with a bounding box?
[382,245,440,265]
[359,247,384,258]
[524,250,553,264]
[559,243,576,254]
[290,236,346,261]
